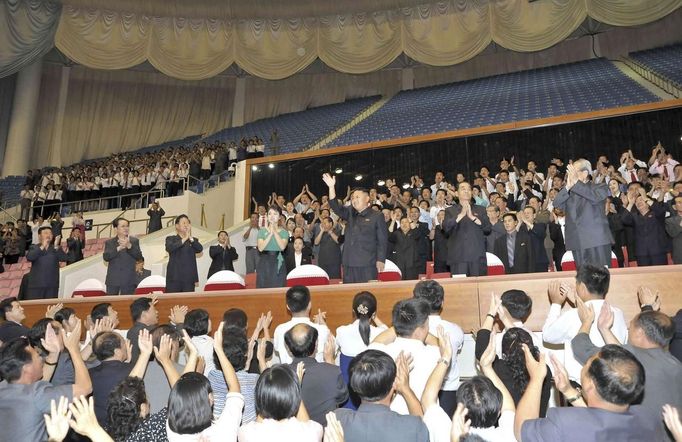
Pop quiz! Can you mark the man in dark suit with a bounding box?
[25,226,68,299]
[520,206,549,272]
[666,195,682,264]
[553,159,612,268]
[408,207,431,274]
[621,194,669,266]
[147,201,165,233]
[134,259,152,286]
[165,214,203,293]
[208,230,239,278]
[65,228,84,264]
[285,324,348,426]
[103,218,144,295]
[323,173,388,283]
[0,297,29,342]
[285,236,313,273]
[494,213,533,274]
[548,208,567,271]
[443,181,492,276]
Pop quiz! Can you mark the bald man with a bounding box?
[284,324,348,425]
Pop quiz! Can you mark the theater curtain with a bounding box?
[54,0,681,81]
[0,0,60,78]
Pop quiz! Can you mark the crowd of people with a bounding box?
[17,137,265,220]
[0,276,680,441]
[247,144,681,285]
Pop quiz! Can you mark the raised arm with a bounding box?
[128,329,153,378]
[214,322,240,393]
[62,320,92,398]
[421,327,452,411]
[513,346,548,441]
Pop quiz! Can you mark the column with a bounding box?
[2,59,42,177]
[231,76,246,128]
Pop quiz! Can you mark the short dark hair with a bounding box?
[130,297,152,322]
[413,280,445,313]
[0,297,18,320]
[112,217,129,228]
[91,303,112,321]
[255,365,301,420]
[500,290,532,321]
[223,308,247,329]
[502,212,517,222]
[174,214,190,225]
[284,324,318,358]
[54,307,75,324]
[349,350,396,402]
[217,230,228,237]
[633,311,675,347]
[150,324,181,349]
[38,226,52,234]
[184,309,210,337]
[576,264,610,298]
[0,337,33,382]
[587,345,645,405]
[456,376,502,428]
[27,318,57,353]
[168,372,214,434]
[216,326,247,371]
[286,285,311,314]
[108,377,147,442]
[392,298,431,338]
[92,332,124,361]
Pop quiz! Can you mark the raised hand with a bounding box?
[637,286,661,311]
[451,403,471,442]
[313,309,327,326]
[479,331,496,370]
[42,323,62,355]
[394,351,412,395]
[436,326,452,362]
[322,173,336,188]
[153,334,173,363]
[522,343,546,382]
[296,361,306,384]
[213,321,225,353]
[137,329,153,356]
[45,303,63,319]
[44,397,71,442]
[597,302,614,331]
[324,412,345,442]
[68,396,108,440]
[324,334,337,364]
[548,280,566,305]
[62,319,82,353]
[576,297,595,327]
[169,305,188,324]
[662,405,682,442]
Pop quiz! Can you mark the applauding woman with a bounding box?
[256,206,289,288]
[208,231,239,278]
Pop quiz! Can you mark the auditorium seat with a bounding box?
[204,270,246,291]
[72,278,106,298]
[629,44,682,89]
[377,259,402,282]
[560,251,619,271]
[486,252,506,276]
[286,265,330,287]
[243,272,257,289]
[135,275,166,295]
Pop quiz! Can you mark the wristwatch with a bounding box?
[566,388,582,404]
[438,358,450,366]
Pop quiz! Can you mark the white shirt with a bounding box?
[273,317,330,365]
[427,315,464,391]
[429,204,449,225]
[423,405,516,442]
[335,320,388,358]
[294,253,302,268]
[542,299,628,381]
[177,335,215,376]
[238,417,323,442]
[243,227,259,247]
[369,337,440,415]
[167,392,243,442]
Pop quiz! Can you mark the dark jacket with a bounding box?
[147,208,165,233]
[66,237,84,264]
[289,357,348,426]
[165,235,203,285]
[284,244,313,273]
[103,236,143,288]
[553,181,613,251]
[207,244,239,278]
[620,202,670,258]
[443,202,491,265]
[548,221,567,262]
[328,200,387,268]
[26,245,68,289]
[335,403,429,442]
[389,228,420,280]
[493,228,534,274]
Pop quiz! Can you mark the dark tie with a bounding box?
[507,234,515,268]
[630,171,637,183]
[663,166,669,181]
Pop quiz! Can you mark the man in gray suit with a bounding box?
[103,217,143,295]
[665,195,682,264]
[553,159,613,268]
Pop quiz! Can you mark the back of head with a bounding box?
[91,303,112,322]
[392,298,431,338]
[255,365,301,420]
[349,350,396,402]
[168,372,213,434]
[223,308,247,329]
[587,345,645,406]
[284,323,318,358]
[0,337,32,382]
[633,311,675,347]
[501,328,539,395]
[500,290,532,321]
[456,376,502,428]
[412,280,445,313]
[130,297,152,322]
[184,309,209,337]
[0,297,17,321]
[286,285,311,314]
[216,326,248,371]
[353,291,378,346]
[151,324,181,349]
[27,318,55,353]
[92,331,123,361]
[576,264,610,298]
[108,377,147,442]
[54,307,75,324]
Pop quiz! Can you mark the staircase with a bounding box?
[307,95,394,151]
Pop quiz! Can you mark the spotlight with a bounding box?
[252,165,259,171]
[402,183,410,189]
[377,180,385,186]
[268,163,275,169]
[334,168,343,174]
[354,175,363,181]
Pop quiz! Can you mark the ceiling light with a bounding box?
[402,183,410,189]
[268,163,275,169]
[252,165,259,171]
[354,175,363,181]
[377,180,385,186]
[334,168,343,174]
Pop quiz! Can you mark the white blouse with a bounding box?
[335,319,388,358]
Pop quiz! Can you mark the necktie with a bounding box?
[663,166,669,181]
[259,216,265,227]
[507,234,515,268]
[630,171,637,183]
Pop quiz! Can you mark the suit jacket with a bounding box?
[553,181,612,251]
[620,202,670,257]
[135,268,151,286]
[413,221,431,261]
[493,229,534,274]
[548,222,566,261]
[147,208,165,233]
[165,235,203,284]
[284,244,313,273]
[486,222,506,253]
[335,403,429,442]
[26,245,68,289]
[527,222,549,267]
[443,202,491,265]
[289,357,348,426]
[207,244,238,278]
[0,321,30,342]
[328,200,387,268]
[432,225,449,264]
[666,214,682,264]
[103,236,143,287]
[66,237,84,264]
[389,229,420,280]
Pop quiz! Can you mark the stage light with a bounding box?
[252,165,259,171]
[377,180,385,186]
[402,183,410,189]
[335,168,343,174]
[354,175,363,181]
[268,163,275,169]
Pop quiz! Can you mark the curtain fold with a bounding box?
[0,0,60,78]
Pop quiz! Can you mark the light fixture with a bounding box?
[377,180,385,186]
[354,174,363,181]
[268,163,275,169]
[334,168,343,174]
[252,165,259,171]
[402,183,410,189]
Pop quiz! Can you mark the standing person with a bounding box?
[25,227,68,299]
[430,210,450,274]
[443,181,492,276]
[2,225,21,265]
[553,159,613,268]
[388,216,420,280]
[208,230,239,278]
[322,173,388,283]
[666,195,682,264]
[72,211,85,243]
[242,213,260,274]
[621,193,669,266]
[165,214,203,293]
[103,218,144,295]
[315,217,343,279]
[147,201,165,233]
[65,228,84,265]
[256,206,289,288]
[49,213,64,246]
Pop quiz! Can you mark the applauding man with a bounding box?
[165,215,203,293]
[103,217,144,295]
[26,226,69,299]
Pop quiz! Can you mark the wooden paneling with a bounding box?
[17,265,682,335]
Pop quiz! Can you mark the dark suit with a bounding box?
[432,224,449,273]
[527,222,549,272]
[0,321,30,342]
[494,229,534,274]
[548,221,566,271]
[413,221,430,274]
[147,208,165,233]
[135,268,151,286]
[486,222,506,254]
[103,236,144,295]
[328,200,388,283]
[290,357,348,426]
[26,245,68,299]
[65,237,84,264]
[621,202,670,266]
[389,228,420,280]
[443,202,491,276]
[284,243,313,273]
[666,214,682,264]
[165,235,203,292]
[207,244,238,278]
[335,403,429,442]
[553,181,613,268]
